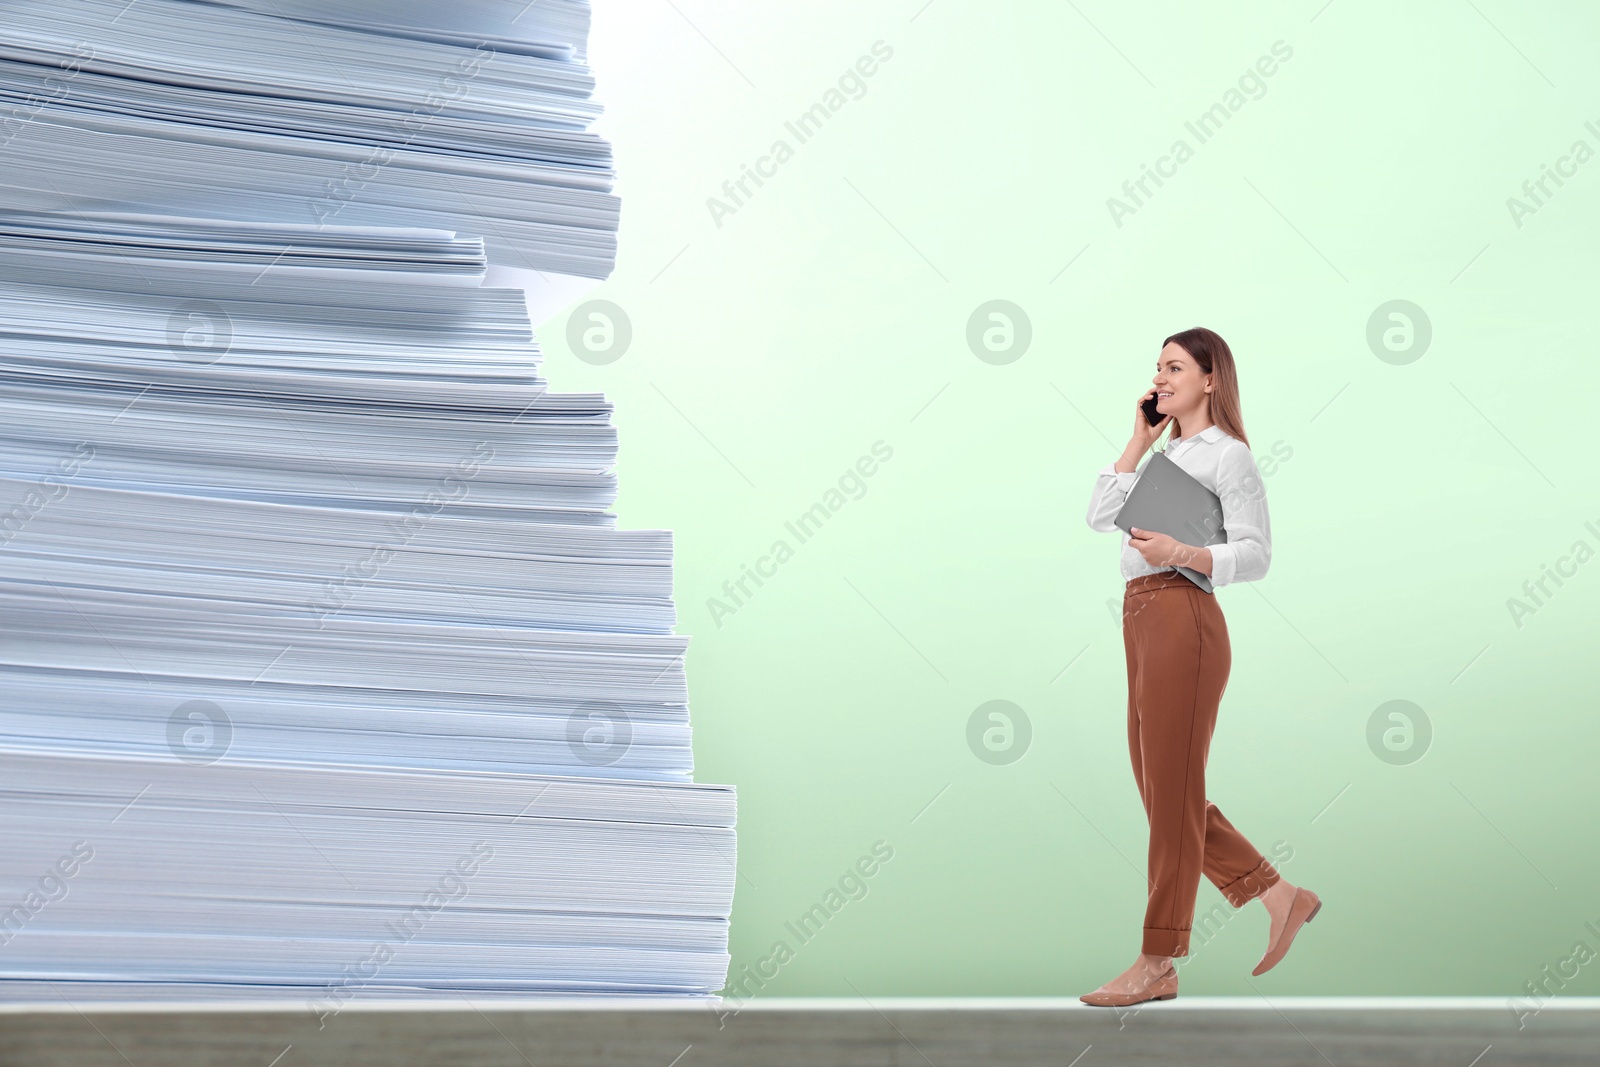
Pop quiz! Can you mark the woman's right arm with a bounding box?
[1086,389,1172,532]
[1085,451,1144,532]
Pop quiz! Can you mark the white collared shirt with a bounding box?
[1084,423,1271,588]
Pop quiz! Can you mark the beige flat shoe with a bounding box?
[1252,887,1322,976]
[1079,964,1178,1007]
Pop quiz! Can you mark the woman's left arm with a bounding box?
[1177,446,1271,587]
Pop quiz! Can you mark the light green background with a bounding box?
[554,1,1600,997]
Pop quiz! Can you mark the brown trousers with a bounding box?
[1123,570,1280,957]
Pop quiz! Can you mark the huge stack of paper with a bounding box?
[0,1,737,1005]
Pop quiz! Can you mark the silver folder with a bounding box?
[1113,451,1227,594]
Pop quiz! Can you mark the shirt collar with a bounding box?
[1168,424,1226,449]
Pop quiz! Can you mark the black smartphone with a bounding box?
[1141,390,1165,426]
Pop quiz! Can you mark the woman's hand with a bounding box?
[1128,389,1173,455]
[1128,526,1192,568]
[1115,390,1173,472]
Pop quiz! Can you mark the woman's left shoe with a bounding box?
[1251,887,1322,976]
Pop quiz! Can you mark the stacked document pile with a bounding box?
[0,0,738,1004]
[0,0,732,1003]
[0,228,735,995]
[0,0,616,275]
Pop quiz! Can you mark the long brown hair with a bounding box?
[1160,327,1249,449]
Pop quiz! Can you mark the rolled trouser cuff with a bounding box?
[1218,857,1281,907]
[1142,925,1190,958]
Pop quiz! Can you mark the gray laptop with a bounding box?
[1113,451,1227,594]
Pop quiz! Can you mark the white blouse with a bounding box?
[1084,423,1271,588]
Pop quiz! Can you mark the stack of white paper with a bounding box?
[0,0,616,275]
[199,0,594,59]
[0,1,737,1003]
[0,751,736,1002]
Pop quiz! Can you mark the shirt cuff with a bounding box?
[1100,461,1137,482]
[1207,542,1237,587]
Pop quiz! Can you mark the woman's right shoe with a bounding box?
[1078,965,1178,1007]
[1251,887,1322,976]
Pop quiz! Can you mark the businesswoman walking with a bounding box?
[1079,327,1320,1007]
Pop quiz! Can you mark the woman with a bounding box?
[1078,327,1320,1007]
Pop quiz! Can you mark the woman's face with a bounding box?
[1152,342,1210,421]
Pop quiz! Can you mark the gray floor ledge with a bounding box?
[3,996,1596,1066]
